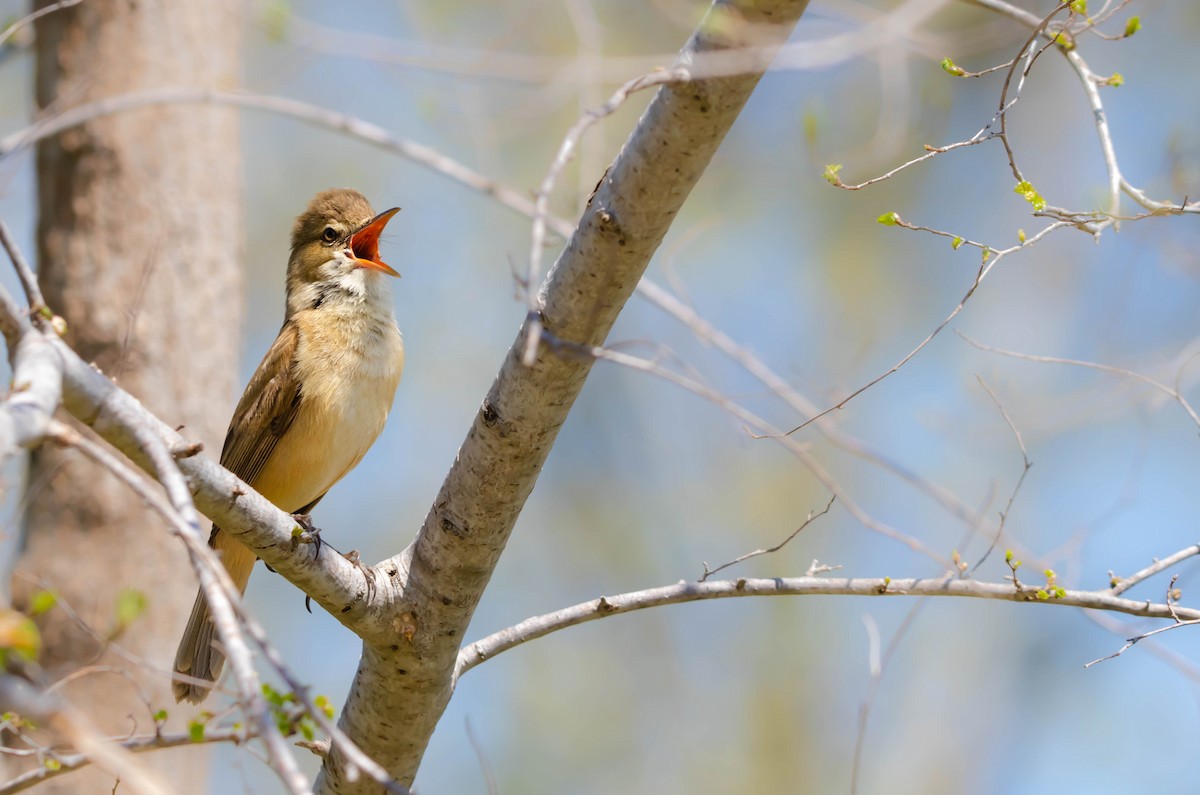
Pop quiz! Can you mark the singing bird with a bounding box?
[173,188,405,704]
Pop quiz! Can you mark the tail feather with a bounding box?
[173,590,225,704]
[173,527,256,704]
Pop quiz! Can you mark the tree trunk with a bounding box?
[8,1,243,791]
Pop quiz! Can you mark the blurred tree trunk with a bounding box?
[5,1,243,791]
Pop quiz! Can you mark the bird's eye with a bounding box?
[321,226,339,243]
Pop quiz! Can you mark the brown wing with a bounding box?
[218,319,303,486]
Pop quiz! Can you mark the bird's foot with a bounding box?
[303,549,377,615]
[343,549,378,605]
[290,513,324,560]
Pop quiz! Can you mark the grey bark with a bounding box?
[318,1,812,791]
[7,1,243,792]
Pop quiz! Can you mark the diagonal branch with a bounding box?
[316,1,814,791]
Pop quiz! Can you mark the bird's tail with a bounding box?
[172,590,223,704]
[172,530,256,704]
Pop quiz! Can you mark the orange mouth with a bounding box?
[350,207,400,277]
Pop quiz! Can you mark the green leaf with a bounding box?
[29,590,57,616]
[951,236,964,250]
[803,110,820,148]
[1017,228,1026,243]
[262,0,291,42]
[822,163,843,185]
[940,57,965,77]
[1123,16,1140,37]
[1014,180,1046,211]
[315,694,335,719]
[188,720,206,743]
[1107,73,1124,87]
[877,211,900,226]
[1035,589,1049,600]
[1005,550,1014,563]
[44,758,61,771]
[114,589,148,632]
[1070,0,1087,13]
[153,709,168,723]
[262,683,286,707]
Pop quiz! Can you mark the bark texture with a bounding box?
[317,1,812,791]
[7,1,243,791]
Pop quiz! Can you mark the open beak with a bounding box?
[350,207,401,277]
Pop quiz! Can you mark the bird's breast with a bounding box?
[250,307,404,512]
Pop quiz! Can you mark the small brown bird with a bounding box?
[173,188,405,704]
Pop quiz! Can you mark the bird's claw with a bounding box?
[290,513,323,560]
[343,549,377,604]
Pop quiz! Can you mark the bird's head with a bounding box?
[286,188,400,315]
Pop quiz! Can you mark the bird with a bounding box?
[172,188,405,705]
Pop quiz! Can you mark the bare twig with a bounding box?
[0,725,253,795]
[968,377,1032,574]
[0,0,82,49]
[43,422,310,795]
[543,331,946,565]
[699,496,836,581]
[850,602,926,795]
[0,221,47,324]
[522,66,689,366]
[634,278,989,534]
[1084,610,1200,685]
[464,717,499,795]
[1110,545,1200,597]
[1084,618,1200,669]
[0,676,174,795]
[959,332,1200,432]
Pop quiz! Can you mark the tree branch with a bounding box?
[0,726,252,795]
[316,1,814,791]
[0,676,175,795]
[454,575,1200,681]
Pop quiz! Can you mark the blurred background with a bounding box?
[2,0,1199,793]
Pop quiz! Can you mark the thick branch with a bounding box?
[316,1,813,791]
[0,335,63,470]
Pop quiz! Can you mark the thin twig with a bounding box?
[1110,545,1200,597]
[699,496,836,581]
[44,423,310,795]
[969,377,1032,574]
[0,221,47,324]
[0,676,174,795]
[959,332,1200,431]
[0,0,82,49]
[542,331,946,565]
[0,726,254,795]
[522,67,689,366]
[850,601,926,795]
[1084,618,1200,669]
